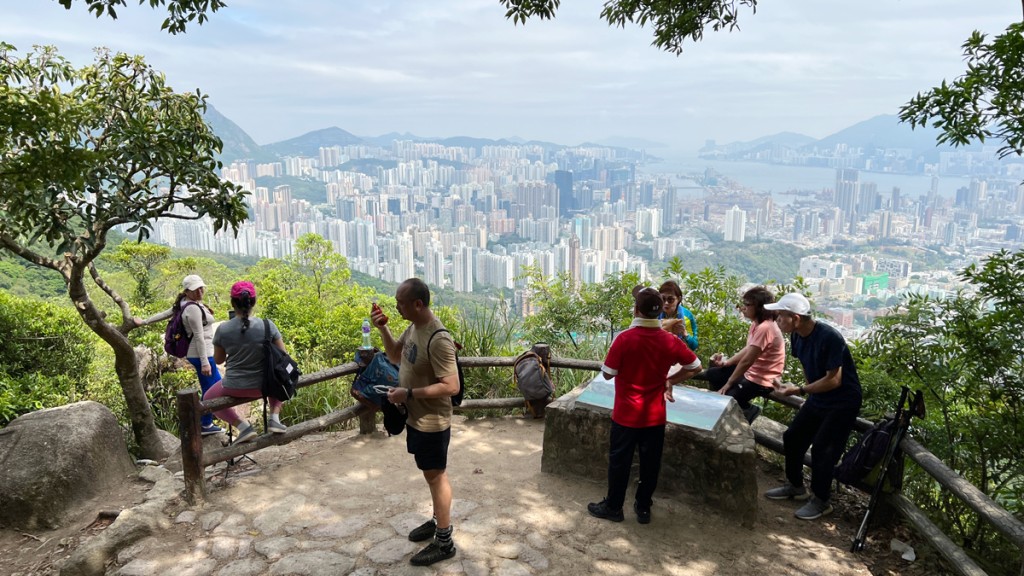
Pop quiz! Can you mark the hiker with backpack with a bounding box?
[371,278,460,567]
[588,286,702,525]
[703,286,786,424]
[763,292,863,521]
[136,274,223,436]
[205,281,291,444]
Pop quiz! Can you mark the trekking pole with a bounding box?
[851,386,911,552]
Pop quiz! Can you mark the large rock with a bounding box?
[0,401,137,530]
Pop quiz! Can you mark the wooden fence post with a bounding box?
[177,388,206,504]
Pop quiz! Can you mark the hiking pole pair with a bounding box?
[851,386,926,552]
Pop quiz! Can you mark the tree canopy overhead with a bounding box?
[56,0,225,34]
[0,43,247,457]
[500,0,757,55]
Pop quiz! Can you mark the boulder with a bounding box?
[0,401,137,530]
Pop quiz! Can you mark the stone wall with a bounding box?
[542,385,758,527]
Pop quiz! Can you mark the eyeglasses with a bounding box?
[736,302,752,309]
[661,295,679,304]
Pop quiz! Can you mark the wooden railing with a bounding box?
[176,356,1023,576]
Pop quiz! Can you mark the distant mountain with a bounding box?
[701,114,982,163]
[361,132,430,147]
[700,131,815,156]
[263,127,365,158]
[812,114,973,156]
[204,104,272,163]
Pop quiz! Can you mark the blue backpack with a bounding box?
[163,301,204,358]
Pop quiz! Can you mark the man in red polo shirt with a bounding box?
[588,286,702,524]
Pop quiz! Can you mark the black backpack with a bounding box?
[426,328,464,406]
[514,348,555,418]
[834,417,902,491]
[262,318,300,402]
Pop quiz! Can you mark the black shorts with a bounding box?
[406,425,451,471]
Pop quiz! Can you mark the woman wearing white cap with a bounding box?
[139,274,223,435]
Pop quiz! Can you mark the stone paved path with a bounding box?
[109,417,876,576]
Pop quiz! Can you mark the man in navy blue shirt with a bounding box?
[763,293,862,520]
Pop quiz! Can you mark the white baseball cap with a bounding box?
[764,292,811,315]
[182,274,206,292]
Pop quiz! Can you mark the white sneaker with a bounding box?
[268,420,287,434]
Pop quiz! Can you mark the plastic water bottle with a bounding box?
[361,319,372,349]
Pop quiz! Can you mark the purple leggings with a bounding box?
[204,381,282,426]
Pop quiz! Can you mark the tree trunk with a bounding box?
[68,270,169,460]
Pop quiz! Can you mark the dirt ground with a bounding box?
[0,416,955,575]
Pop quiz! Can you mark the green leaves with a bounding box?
[0,44,248,264]
[900,22,1024,159]
[56,0,226,34]
[499,0,757,55]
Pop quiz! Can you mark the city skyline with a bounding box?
[3,1,1019,150]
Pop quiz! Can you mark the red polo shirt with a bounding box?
[602,319,701,428]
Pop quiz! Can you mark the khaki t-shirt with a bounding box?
[398,317,458,433]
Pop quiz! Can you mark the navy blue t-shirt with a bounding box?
[791,321,862,410]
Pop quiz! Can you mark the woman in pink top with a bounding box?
[705,286,786,423]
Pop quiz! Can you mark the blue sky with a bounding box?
[2,1,1019,150]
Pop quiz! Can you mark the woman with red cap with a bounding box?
[207,281,292,444]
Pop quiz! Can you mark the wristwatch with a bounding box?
[407,387,414,400]
[799,385,807,396]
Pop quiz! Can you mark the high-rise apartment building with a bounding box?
[724,205,746,242]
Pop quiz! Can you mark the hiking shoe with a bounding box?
[764,484,810,501]
[200,424,224,436]
[408,519,437,542]
[795,496,833,520]
[587,499,624,522]
[233,424,257,444]
[742,404,762,424]
[267,420,287,434]
[410,541,456,566]
[634,502,651,525]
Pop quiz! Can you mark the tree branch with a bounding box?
[0,233,68,281]
[88,262,134,333]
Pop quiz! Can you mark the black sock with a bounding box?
[435,525,454,550]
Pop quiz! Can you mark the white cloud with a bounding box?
[1,0,1020,149]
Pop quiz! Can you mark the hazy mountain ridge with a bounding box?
[699,114,978,162]
[206,107,945,165]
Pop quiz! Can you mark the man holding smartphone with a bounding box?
[372,278,460,566]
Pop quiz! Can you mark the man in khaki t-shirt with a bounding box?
[373,278,459,567]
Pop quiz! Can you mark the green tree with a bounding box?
[581,271,641,347]
[661,255,686,280]
[289,233,350,301]
[104,241,172,307]
[901,21,1024,159]
[519,266,588,352]
[0,45,247,458]
[862,250,1024,570]
[0,291,95,424]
